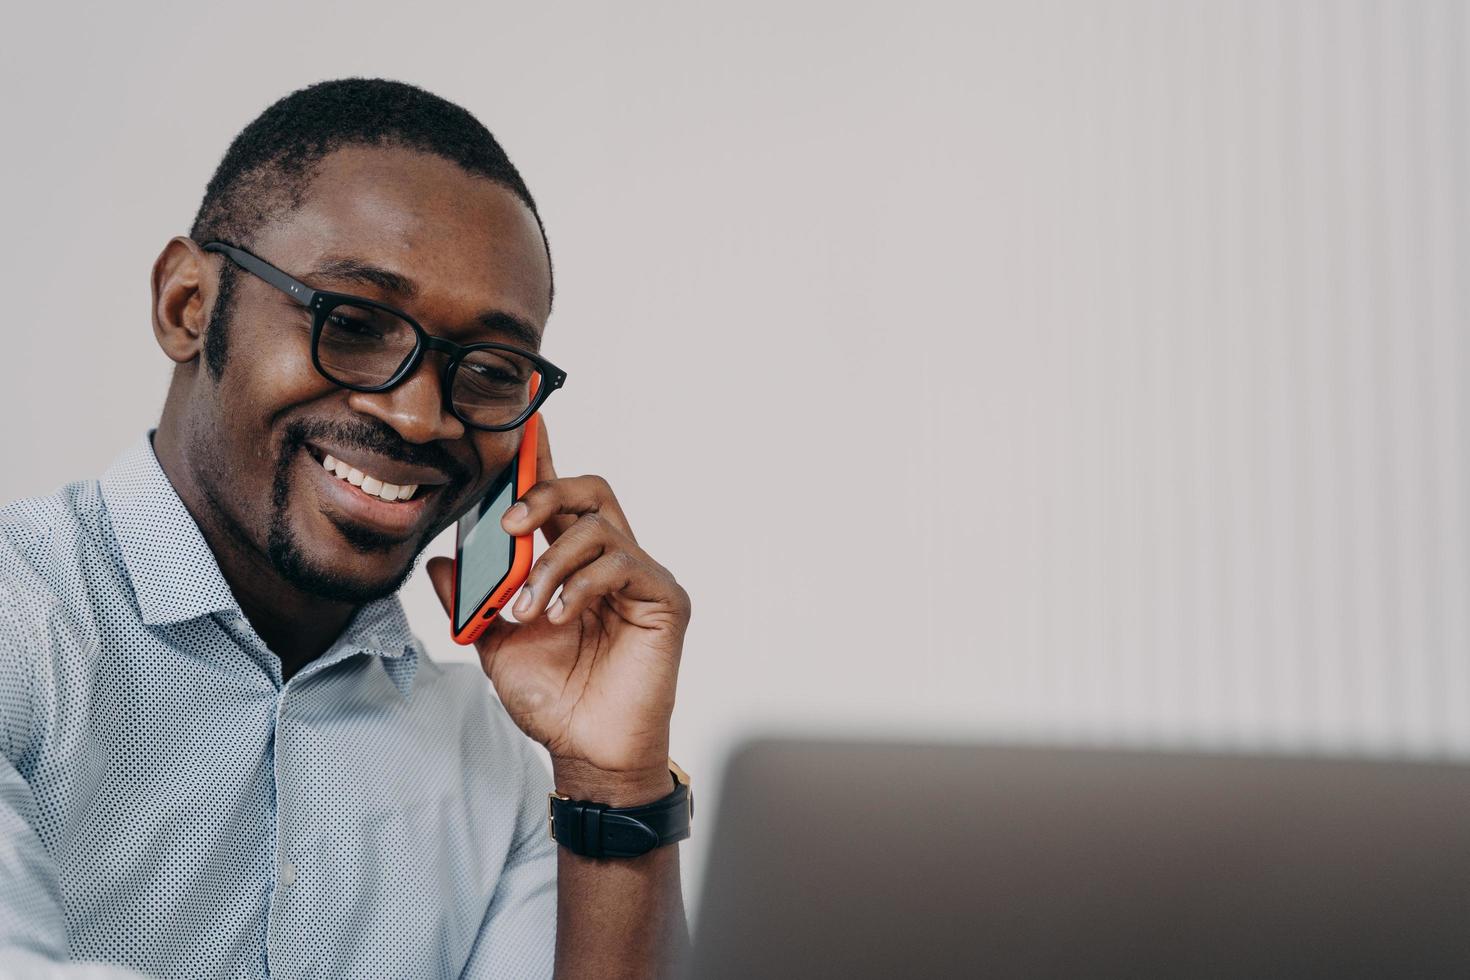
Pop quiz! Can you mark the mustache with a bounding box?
[279,416,472,488]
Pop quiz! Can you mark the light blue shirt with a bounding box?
[0,433,557,979]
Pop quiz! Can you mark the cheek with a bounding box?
[213,319,339,472]
[223,323,333,420]
[442,432,520,516]
[474,431,522,479]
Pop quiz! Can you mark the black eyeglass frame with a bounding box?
[201,240,567,433]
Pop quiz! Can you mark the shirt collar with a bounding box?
[100,431,237,627]
[321,592,422,698]
[100,430,421,697]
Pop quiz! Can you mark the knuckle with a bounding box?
[562,566,599,601]
[528,554,560,587]
[647,555,675,582]
[667,577,693,618]
[517,482,550,509]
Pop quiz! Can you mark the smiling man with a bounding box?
[0,79,692,979]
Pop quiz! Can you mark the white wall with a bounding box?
[2,0,1466,920]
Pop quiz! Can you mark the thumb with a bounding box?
[425,555,454,618]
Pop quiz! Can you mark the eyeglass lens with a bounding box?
[316,301,540,428]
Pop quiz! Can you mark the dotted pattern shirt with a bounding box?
[0,433,557,979]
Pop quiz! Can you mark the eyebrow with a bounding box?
[305,256,544,351]
[310,257,418,298]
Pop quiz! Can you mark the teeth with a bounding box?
[317,451,420,502]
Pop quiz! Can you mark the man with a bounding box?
[0,78,692,979]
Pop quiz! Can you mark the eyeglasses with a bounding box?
[201,240,567,432]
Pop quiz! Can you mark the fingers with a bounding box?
[512,511,616,620]
[505,417,638,547]
[550,550,689,628]
[498,419,673,626]
[512,512,684,627]
[502,473,637,545]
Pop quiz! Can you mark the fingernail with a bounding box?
[548,597,565,621]
[514,587,533,615]
[503,501,528,526]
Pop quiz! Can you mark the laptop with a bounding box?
[685,738,1470,978]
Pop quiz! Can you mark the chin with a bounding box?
[267,515,420,604]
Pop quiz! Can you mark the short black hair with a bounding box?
[191,77,552,376]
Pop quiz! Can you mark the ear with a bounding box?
[151,236,215,365]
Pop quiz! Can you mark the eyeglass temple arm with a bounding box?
[201,242,322,309]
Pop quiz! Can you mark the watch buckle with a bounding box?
[547,790,570,842]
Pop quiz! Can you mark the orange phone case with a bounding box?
[450,399,540,645]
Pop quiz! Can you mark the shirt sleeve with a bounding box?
[0,596,155,980]
[458,725,559,980]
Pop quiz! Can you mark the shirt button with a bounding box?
[280,862,297,887]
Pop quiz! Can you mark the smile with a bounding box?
[319,453,419,502]
[299,444,445,541]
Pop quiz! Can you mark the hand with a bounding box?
[427,418,692,806]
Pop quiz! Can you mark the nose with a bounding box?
[344,353,466,444]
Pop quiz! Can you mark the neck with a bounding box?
[151,422,355,680]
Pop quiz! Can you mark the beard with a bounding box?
[263,477,419,606]
[266,519,423,604]
[264,417,464,604]
[194,423,429,605]
[189,411,464,608]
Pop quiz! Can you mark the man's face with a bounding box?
[190,145,553,603]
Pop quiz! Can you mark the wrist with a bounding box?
[551,757,674,808]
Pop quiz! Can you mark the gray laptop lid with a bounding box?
[686,739,1470,979]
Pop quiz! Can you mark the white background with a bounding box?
[2,0,1467,921]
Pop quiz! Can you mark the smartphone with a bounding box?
[450,409,540,646]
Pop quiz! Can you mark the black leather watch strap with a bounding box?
[548,763,693,859]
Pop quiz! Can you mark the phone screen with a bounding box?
[453,465,518,632]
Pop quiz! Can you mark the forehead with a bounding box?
[251,144,552,328]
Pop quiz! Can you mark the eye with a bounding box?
[326,312,384,338]
[465,361,522,383]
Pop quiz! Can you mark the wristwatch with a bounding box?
[548,759,693,858]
